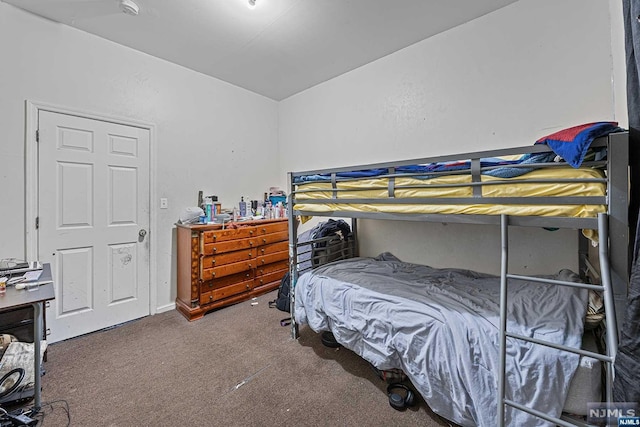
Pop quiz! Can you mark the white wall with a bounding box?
[610,0,628,127]
[279,0,622,275]
[0,3,279,311]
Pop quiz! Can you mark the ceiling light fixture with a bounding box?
[248,0,257,9]
[119,0,139,16]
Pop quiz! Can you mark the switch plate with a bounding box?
[160,198,168,209]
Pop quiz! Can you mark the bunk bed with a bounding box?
[286,129,632,427]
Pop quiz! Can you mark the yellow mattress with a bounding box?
[293,167,606,219]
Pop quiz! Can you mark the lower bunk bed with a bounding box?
[294,252,600,426]
[286,127,632,427]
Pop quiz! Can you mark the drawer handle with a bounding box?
[261,248,265,254]
[248,251,252,258]
[259,270,264,274]
[211,259,216,265]
[262,238,266,244]
[209,283,213,288]
[212,272,216,278]
[209,295,213,301]
[260,279,264,285]
[213,247,218,253]
[246,284,250,289]
[248,263,252,268]
[262,228,266,233]
[246,273,250,278]
[261,259,265,264]
[249,241,254,246]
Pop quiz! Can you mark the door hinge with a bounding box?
[36,129,39,142]
[35,217,39,229]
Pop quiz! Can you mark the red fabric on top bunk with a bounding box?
[534,121,621,168]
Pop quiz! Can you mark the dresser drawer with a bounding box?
[255,221,288,235]
[204,239,256,255]
[200,279,253,305]
[256,231,288,246]
[203,226,257,243]
[254,268,288,288]
[256,260,288,276]
[202,249,255,269]
[201,271,254,292]
[256,250,288,267]
[202,259,254,280]
[257,240,288,256]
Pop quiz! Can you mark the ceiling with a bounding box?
[3,0,517,101]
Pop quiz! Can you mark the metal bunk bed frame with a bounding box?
[286,131,631,426]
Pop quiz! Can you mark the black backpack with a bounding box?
[269,271,291,313]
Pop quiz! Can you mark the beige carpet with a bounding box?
[35,290,452,426]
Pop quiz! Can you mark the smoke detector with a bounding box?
[119,0,139,16]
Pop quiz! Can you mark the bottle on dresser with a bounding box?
[204,197,213,222]
[239,196,248,218]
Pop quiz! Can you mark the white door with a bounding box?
[38,110,150,343]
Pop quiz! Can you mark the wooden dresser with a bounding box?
[176,218,289,321]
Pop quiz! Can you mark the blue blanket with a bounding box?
[535,121,622,168]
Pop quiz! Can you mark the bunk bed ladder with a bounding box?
[497,213,618,427]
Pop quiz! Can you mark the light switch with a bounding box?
[160,198,168,209]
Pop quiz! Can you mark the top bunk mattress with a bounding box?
[293,166,607,218]
[290,123,629,222]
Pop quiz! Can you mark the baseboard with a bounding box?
[156,302,176,314]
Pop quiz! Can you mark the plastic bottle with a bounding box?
[209,195,219,217]
[264,200,271,219]
[205,197,212,222]
[239,196,247,218]
[258,201,264,217]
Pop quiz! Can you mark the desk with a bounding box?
[0,264,54,410]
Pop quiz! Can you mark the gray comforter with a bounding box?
[294,254,588,426]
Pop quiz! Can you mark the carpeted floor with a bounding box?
[31,290,452,426]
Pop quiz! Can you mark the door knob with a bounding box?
[138,229,147,240]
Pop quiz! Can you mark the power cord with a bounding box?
[31,400,71,427]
